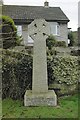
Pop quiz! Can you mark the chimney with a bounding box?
[44,1,49,7]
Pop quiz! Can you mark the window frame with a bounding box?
[49,22,60,36]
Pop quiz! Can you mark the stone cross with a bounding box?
[28,19,50,93]
[24,19,57,106]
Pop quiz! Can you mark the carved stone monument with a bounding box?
[24,19,57,106]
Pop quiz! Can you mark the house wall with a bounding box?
[49,22,68,46]
[55,23,68,46]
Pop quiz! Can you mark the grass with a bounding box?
[0,99,2,120]
[2,94,79,119]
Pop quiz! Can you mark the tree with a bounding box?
[68,31,75,46]
[0,15,21,49]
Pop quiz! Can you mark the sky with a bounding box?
[3,0,80,31]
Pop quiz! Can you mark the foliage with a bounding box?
[72,31,78,46]
[47,47,57,57]
[46,35,57,50]
[68,31,75,46]
[2,49,79,99]
[46,35,66,49]
[2,94,78,118]
[71,49,80,56]
[2,49,32,99]
[52,56,78,85]
[0,15,21,49]
[55,41,66,47]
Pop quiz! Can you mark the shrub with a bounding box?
[2,49,32,99]
[46,35,66,49]
[46,35,57,50]
[71,49,80,56]
[50,55,79,96]
[68,31,75,46]
[55,41,66,47]
[49,55,79,96]
[52,56,79,85]
[47,47,57,57]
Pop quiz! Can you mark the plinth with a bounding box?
[24,90,57,106]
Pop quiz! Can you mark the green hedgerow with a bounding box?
[2,49,79,99]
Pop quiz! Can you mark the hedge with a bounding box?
[2,49,79,99]
[48,55,79,96]
[2,49,32,99]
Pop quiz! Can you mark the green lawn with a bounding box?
[2,94,79,119]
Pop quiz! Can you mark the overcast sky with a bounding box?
[3,0,80,31]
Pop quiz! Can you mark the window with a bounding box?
[49,22,60,36]
[16,25,22,36]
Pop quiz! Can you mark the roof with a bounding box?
[2,5,69,24]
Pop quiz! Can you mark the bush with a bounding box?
[47,47,57,57]
[71,49,80,56]
[48,55,79,96]
[68,31,75,46]
[52,56,78,84]
[55,41,66,47]
[46,35,66,49]
[2,49,32,99]
[2,49,79,99]
[46,35,57,50]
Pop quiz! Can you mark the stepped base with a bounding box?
[24,90,57,106]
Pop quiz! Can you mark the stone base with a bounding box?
[24,90,57,106]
